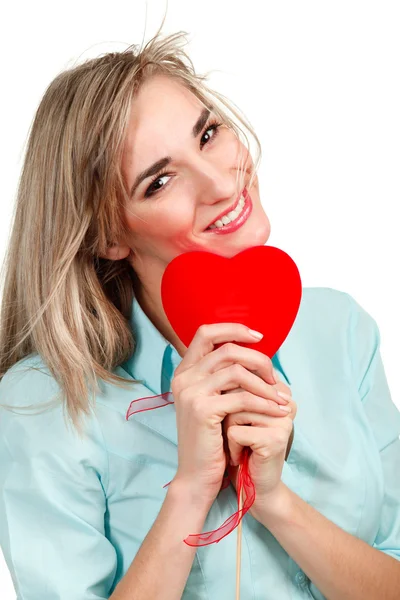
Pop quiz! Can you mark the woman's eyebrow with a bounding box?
[129,107,211,198]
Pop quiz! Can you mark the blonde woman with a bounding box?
[1,25,400,600]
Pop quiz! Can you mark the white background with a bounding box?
[0,0,399,595]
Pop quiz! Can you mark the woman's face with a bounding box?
[118,74,270,280]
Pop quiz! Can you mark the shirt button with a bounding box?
[295,571,308,585]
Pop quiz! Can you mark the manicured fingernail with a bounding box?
[279,405,291,412]
[248,328,263,339]
[277,391,292,402]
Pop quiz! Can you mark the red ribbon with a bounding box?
[126,392,255,546]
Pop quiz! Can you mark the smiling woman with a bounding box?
[1,10,400,600]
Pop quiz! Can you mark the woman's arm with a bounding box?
[110,480,212,600]
[255,481,400,600]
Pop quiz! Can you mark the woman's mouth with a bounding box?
[204,187,253,234]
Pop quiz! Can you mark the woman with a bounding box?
[0,27,400,600]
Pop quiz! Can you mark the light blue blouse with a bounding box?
[1,287,399,599]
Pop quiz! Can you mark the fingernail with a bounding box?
[279,405,291,412]
[273,368,280,382]
[248,328,263,340]
[277,391,292,402]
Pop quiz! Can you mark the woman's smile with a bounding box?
[203,187,253,234]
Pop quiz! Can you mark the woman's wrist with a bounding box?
[168,476,216,516]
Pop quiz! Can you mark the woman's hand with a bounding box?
[223,370,297,519]
[170,323,292,509]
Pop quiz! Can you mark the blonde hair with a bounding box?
[0,18,262,438]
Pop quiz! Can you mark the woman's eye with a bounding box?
[200,122,221,148]
[144,172,171,198]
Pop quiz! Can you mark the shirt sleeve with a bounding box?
[347,294,400,562]
[0,358,118,599]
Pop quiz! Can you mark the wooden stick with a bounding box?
[235,469,243,599]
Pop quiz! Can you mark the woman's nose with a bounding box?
[191,158,241,200]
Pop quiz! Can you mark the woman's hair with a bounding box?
[0,18,262,438]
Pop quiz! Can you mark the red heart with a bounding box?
[161,245,302,358]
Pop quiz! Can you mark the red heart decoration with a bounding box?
[161,245,302,358]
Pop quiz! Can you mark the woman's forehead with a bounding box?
[123,76,206,160]
[139,75,198,110]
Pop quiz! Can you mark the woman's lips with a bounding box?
[204,188,253,234]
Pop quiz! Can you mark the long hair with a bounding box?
[0,19,262,437]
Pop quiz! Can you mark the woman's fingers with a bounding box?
[222,395,297,466]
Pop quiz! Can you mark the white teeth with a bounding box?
[207,196,246,230]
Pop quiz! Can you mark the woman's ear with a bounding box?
[98,244,131,261]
